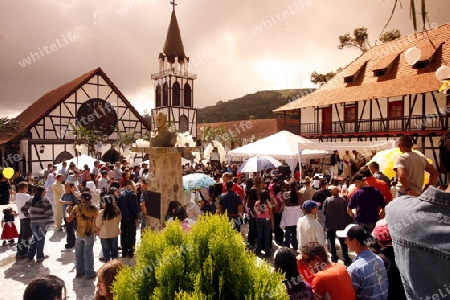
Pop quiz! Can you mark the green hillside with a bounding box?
[197,89,314,123]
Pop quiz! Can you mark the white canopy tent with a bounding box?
[297,140,396,179]
[54,154,106,170]
[297,140,396,159]
[227,130,328,172]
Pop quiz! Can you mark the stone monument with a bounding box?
[131,112,193,230]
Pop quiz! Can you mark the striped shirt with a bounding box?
[20,197,54,223]
[347,250,388,300]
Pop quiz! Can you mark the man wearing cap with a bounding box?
[371,225,406,300]
[300,241,356,300]
[65,192,99,279]
[297,200,326,250]
[347,172,386,234]
[337,224,388,300]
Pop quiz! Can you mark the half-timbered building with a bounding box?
[274,23,450,181]
[0,67,151,174]
[150,2,197,139]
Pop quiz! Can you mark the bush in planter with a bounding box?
[113,214,289,299]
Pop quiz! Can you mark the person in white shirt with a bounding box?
[98,170,110,195]
[58,162,68,180]
[15,181,32,258]
[297,200,326,250]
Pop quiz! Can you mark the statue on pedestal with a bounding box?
[151,112,177,147]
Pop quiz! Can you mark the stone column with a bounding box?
[131,147,187,229]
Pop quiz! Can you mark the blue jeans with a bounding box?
[75,235,95,278]
[101,237,119,262]
[28,222,48,260]
[256,218,271,256]
[283,225,298,250]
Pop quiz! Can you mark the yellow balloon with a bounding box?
[2,167,14,179]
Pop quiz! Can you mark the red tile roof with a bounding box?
[197,119,299,140]
[274,23,450,112]
[0,67,150,145]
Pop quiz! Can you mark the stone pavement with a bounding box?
[0,202,352,300]
[0,203,138,300]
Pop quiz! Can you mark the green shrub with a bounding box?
[113,214,289,300]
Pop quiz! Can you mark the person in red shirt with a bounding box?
[301,241,356,300]
[360,167,392,203]
[221,172,244,203]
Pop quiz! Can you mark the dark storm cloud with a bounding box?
[0,0,448,117]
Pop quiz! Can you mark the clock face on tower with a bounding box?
[75,98,118,136]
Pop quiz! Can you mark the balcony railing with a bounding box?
[286,115,446,135]
[151,69,197,80]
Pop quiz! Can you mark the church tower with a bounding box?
[151,0,197,138]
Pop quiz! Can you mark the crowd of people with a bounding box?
[1,135,448,299]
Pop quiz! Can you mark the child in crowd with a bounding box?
[175,206,190,232]
[95,259,124,300]
[1,207,19,245]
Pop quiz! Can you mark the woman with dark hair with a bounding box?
[95,259,124,300]
[253,176,274,258]
[174,206,190,232]
[20,186,53,263]
[95,195,121,262]
[165,200,182,221]
[274,247,313,300]
[280,182,302,250]
[23,274,66,300]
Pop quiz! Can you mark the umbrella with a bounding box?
[237,155,282,173]
[368,148,432,186]
[183,173,215,191]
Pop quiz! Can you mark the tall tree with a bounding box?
[379,29,402,43]
[310,71,337,86]
[338,27,371,52]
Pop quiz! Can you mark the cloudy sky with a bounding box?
[1,0,449,117]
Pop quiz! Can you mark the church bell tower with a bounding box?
[151,0,197,138]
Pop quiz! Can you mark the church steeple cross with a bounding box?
[170,0,177,11]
